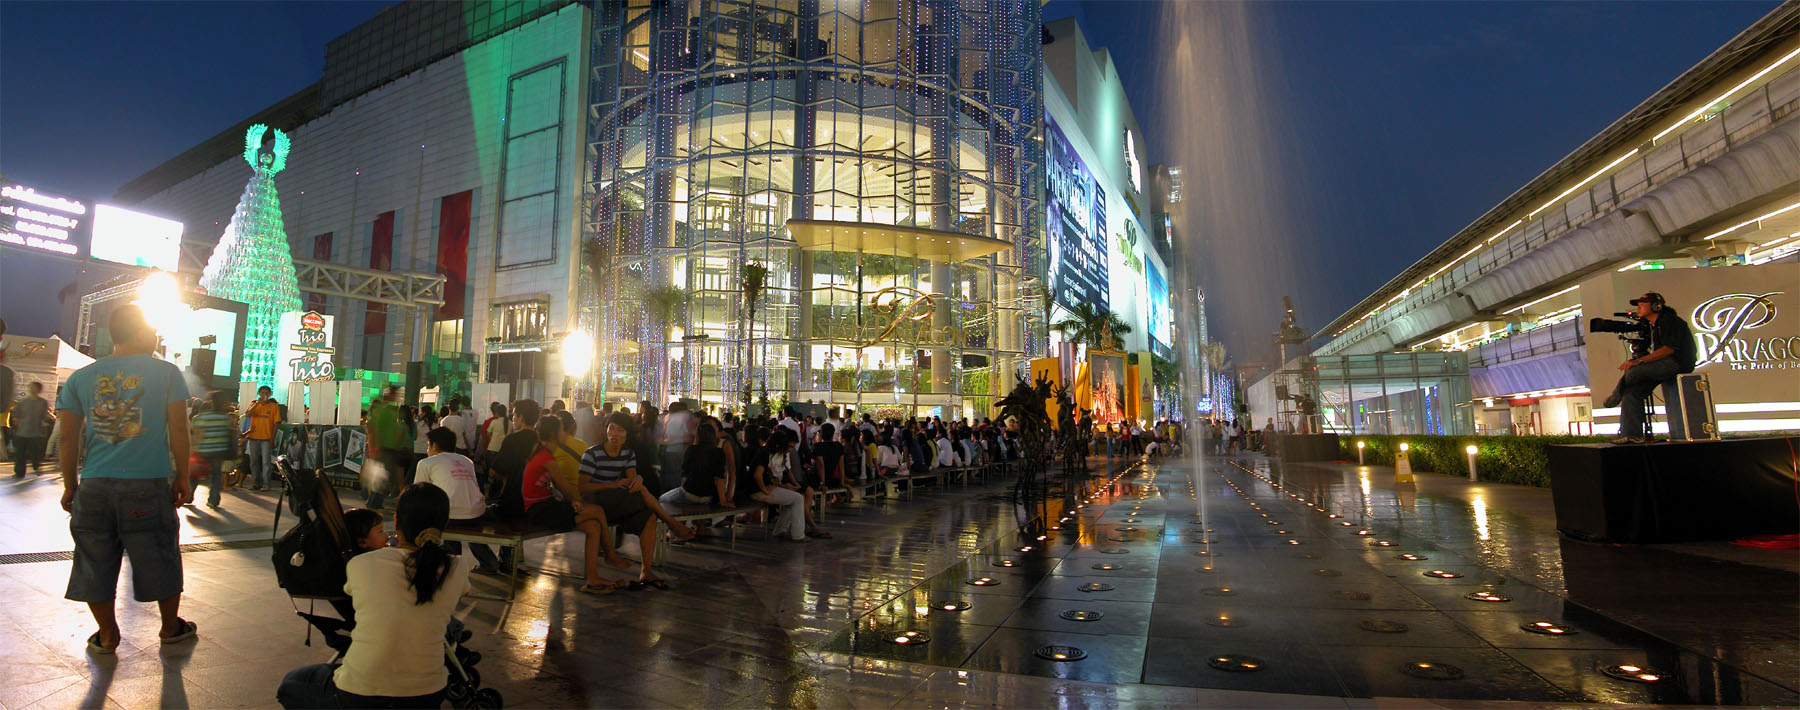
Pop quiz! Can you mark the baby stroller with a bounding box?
[271,456,502,709]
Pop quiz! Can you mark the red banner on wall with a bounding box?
[365,212,395,334]
[435,191,472,321]
[306,232,333,313]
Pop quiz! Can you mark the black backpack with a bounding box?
[271,464,356,599]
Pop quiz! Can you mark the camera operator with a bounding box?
[1598,292,1696,444]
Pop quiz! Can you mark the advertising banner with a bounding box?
[1030,357,1063,427]
[90,204,182,271]
[1,182,90,261]
[277,311,337,395]
[1582,264,1798,419]
[1046,114,1109,313]
[1148,259,1171,352]
[1089,352,1127,426]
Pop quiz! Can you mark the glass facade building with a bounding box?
[586,0,1043,418]
[1310,352,1475,436]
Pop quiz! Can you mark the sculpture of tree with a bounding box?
[199,124,302,387]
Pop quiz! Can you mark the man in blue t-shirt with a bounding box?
[55,305,195,655]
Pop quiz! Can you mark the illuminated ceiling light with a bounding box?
[1203,587,1237,596]
[1359,619,1409,633]
[1502,285,1580,315]
[1060,610,1104,622]
[1653,45,1800,143]
[1529,149,1640,218]
[1702,201,1800,241]
[967,577,998,586]
[1424,570,1462,579]
[1398,554,1427,561]
[1465,590,1511,602]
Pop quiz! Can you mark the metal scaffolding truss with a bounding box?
[292,260,445,308]
[178,241,445,308]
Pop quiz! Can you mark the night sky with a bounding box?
[2,0,1781,359]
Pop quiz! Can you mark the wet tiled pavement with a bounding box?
[823,456,1798,706]
[1,453,1795,707]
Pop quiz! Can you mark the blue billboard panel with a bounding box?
[1046,114,1108,312]
[1148,260,1171,352]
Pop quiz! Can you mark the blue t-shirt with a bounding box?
[56,354,191,479]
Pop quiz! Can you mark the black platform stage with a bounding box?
[1548,436,1800,543]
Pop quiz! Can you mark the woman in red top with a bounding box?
[521,417,628,594]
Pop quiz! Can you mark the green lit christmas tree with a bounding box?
[200,124,303,387]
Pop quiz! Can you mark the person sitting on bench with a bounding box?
[521,416,627,595]
[659,421,728,509]
[576,414,698,590]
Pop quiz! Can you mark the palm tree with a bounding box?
[643,285,684,401]
[740,262,770,406]
[644,286,684,341]
[1051,302,1132,351]
[1151,352,1180,393]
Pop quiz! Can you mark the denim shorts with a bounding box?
[66,477,183,603]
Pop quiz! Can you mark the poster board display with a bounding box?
[1089,352,1127,426]
[1046,113,1109,313]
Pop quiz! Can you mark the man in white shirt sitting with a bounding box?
[417,427,504,573]
[934,430,961,469]
[438,404,469,456]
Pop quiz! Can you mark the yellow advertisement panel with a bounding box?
[1030,357,1063,427]
[1125,363,1140,422]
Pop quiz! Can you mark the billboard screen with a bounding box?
[91,204,182,271]
[1046,114,1109,312]
[1148,259,1171,351]
[0,182,90,260]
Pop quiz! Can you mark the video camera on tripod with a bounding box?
[1588,312,1653,358]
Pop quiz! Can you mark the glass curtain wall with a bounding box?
[586,0,1043,416]
[1311,352,1474,435]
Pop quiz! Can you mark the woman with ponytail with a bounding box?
[278,483,473,708]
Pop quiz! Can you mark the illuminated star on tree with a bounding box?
[199,124,303,387]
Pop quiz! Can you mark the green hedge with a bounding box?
[1337,434,1612,488]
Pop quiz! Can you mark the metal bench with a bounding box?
[655,501,763,562]
[441,519,562,602]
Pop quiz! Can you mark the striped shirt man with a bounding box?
[192,411,236,454]
[577,444,637,482]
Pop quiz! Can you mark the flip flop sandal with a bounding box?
[86,632,117,655]
[640,578,672,591]
[625,580,648,591]
[160,619,198,645]
[809,530,834,539]
[579,583,616,595]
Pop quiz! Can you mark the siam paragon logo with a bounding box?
[1691,292,1793,370]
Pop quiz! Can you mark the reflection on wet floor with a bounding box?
[821,455,1799,704]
